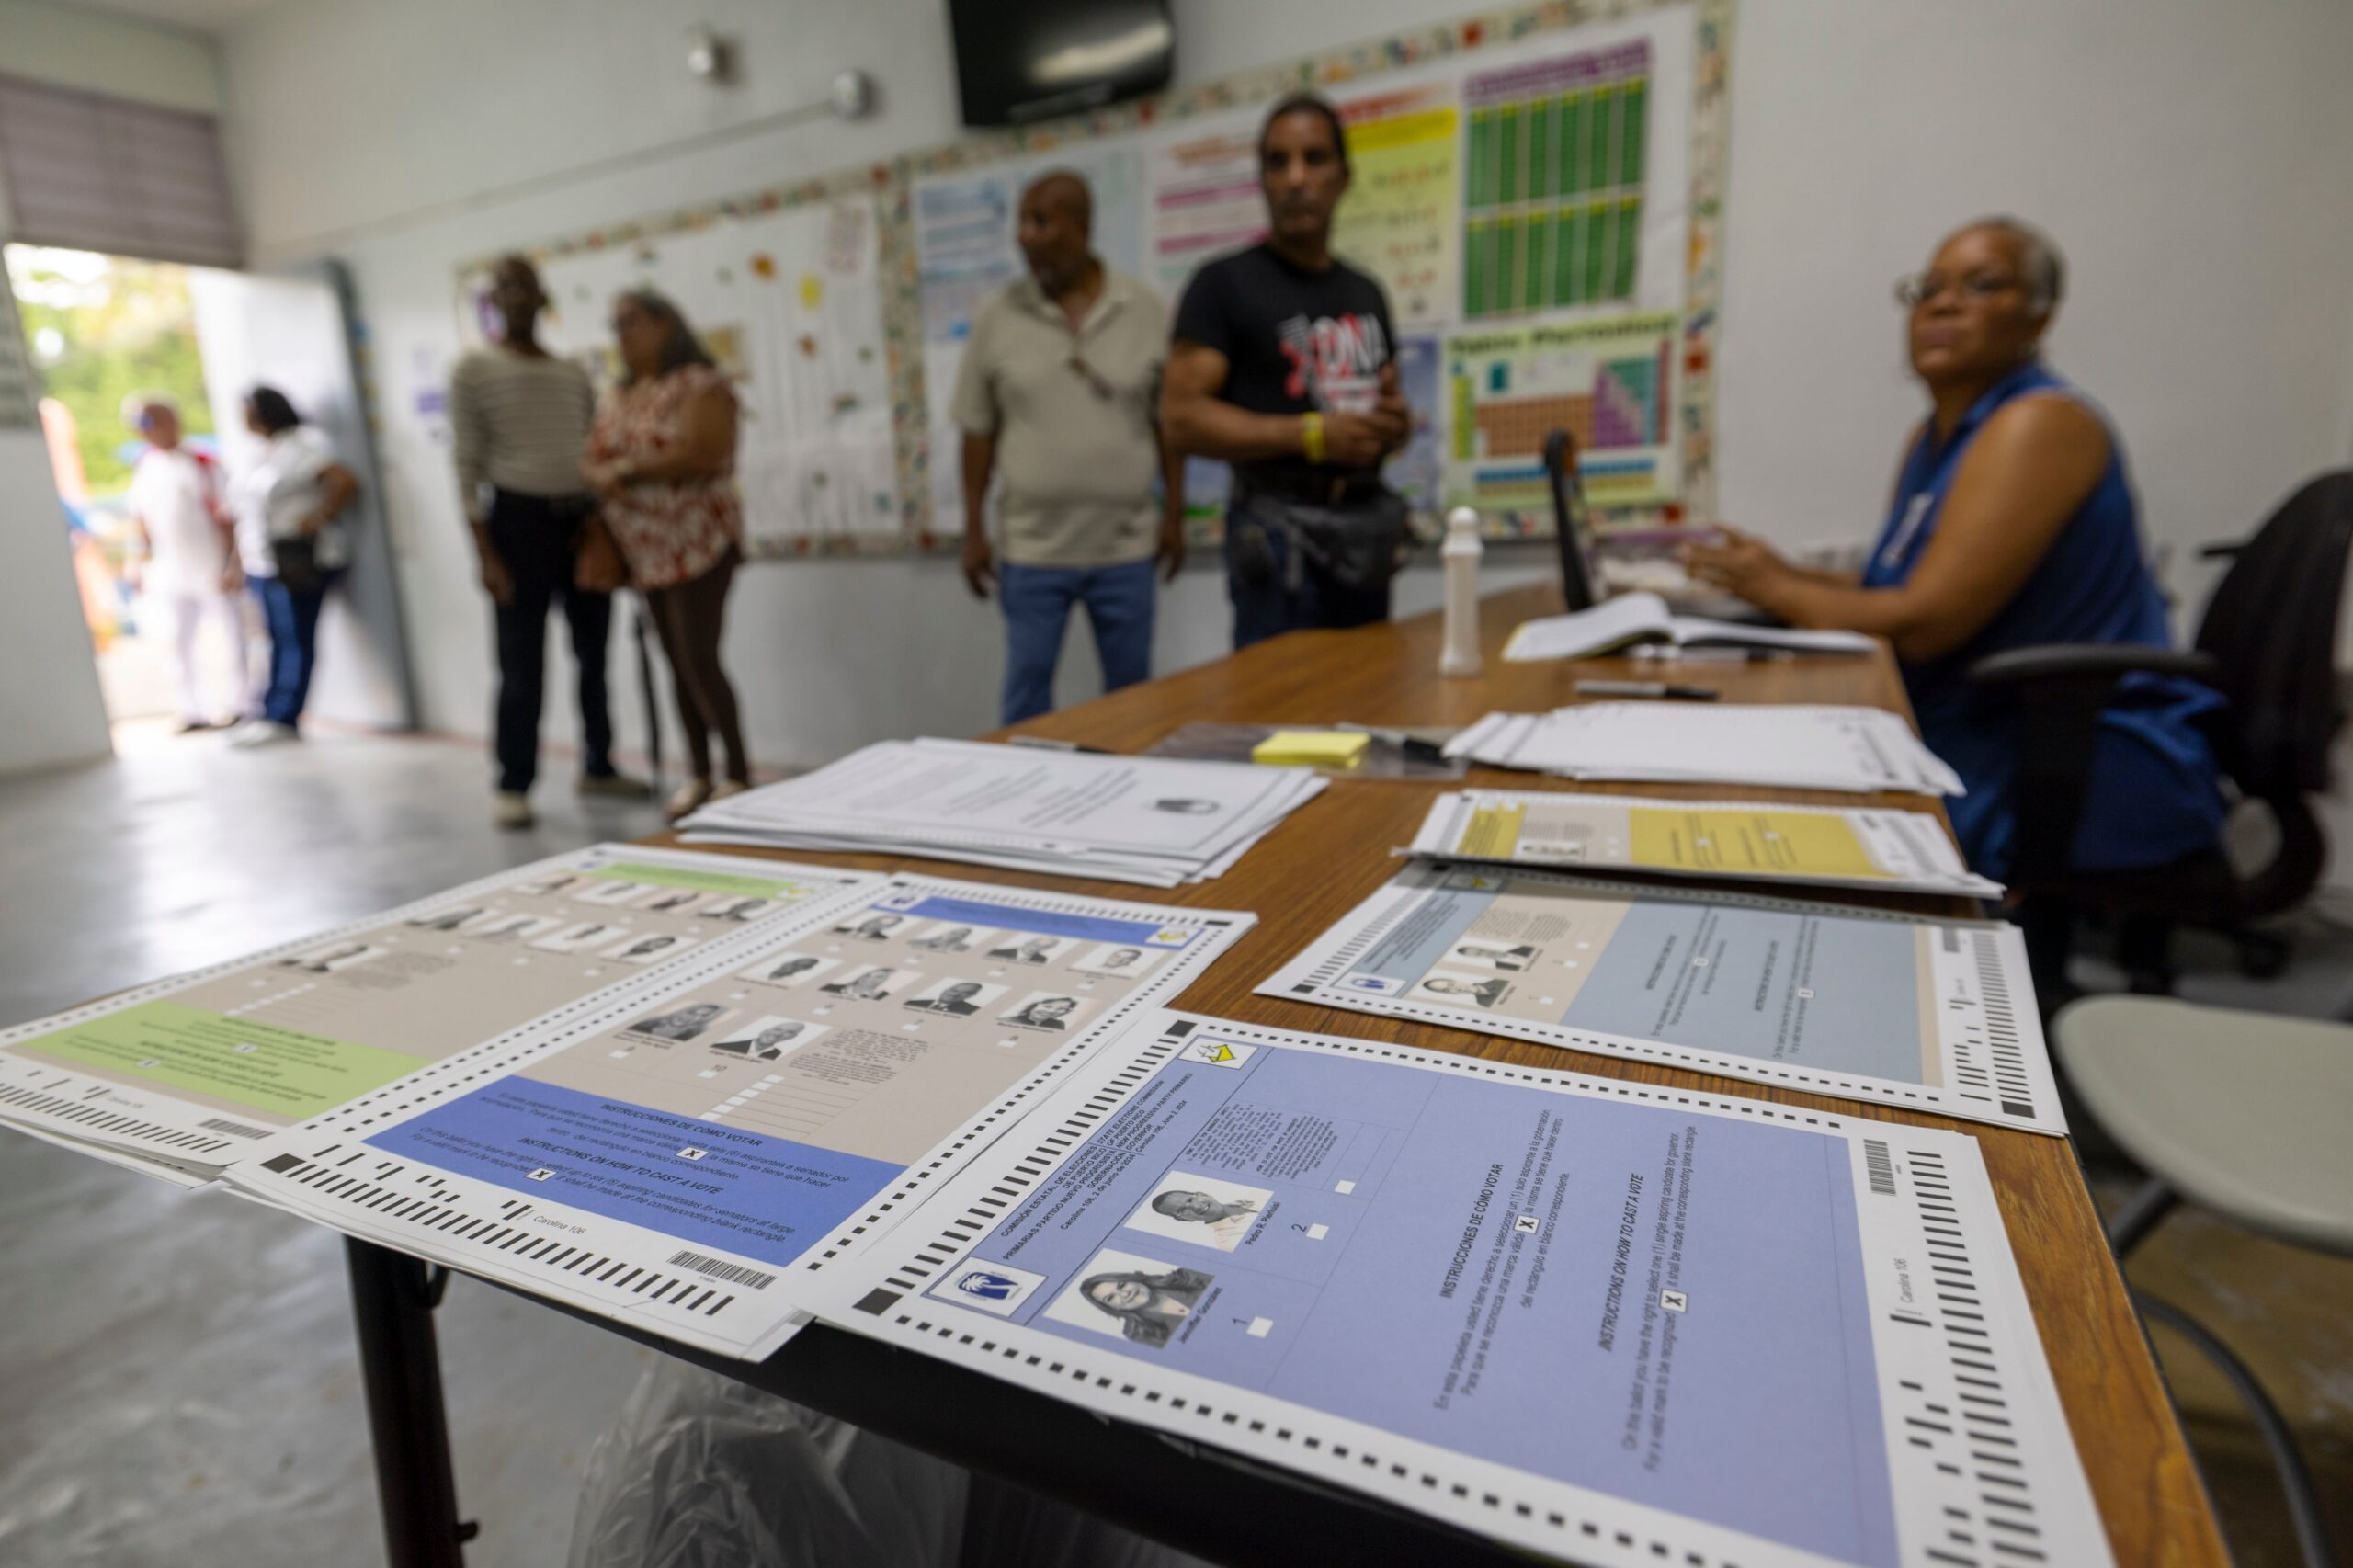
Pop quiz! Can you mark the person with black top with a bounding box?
[1164,94,1414,649]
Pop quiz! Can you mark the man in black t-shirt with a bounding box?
[1164,94,1413,649]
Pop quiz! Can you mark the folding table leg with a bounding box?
[345,1238,475,1568]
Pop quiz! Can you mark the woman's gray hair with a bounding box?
[1966,215,2065,316]
[616,288,717,382]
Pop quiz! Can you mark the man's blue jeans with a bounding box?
[998,559,1157,726]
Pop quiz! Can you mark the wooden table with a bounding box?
[364,581,2223,1567]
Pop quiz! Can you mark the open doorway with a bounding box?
[7,245,415,749]
[8,244,249,744]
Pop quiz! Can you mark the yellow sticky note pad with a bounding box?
[1628,808,1885,877]
[1253,730,1371,767]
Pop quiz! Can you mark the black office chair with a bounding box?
[1541,428,1601,611]
[1969,471,2353,1001]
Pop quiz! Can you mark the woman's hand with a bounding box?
[583,459,631,500]
[574,521,628,593]
[1681,526,1791,602]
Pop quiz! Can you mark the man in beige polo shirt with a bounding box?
[954,170,1185,724]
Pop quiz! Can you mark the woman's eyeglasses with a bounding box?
[1893,272,2021,308]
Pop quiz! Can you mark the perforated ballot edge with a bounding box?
[1258,861,2065,1135]
[225,877,1256,1358]
[811,1008,2112,1568]
[0,846,878,1179]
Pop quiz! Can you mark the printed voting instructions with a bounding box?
[1263,862,2061,1134]
[815,1010,2110,1568]
[0,846,867,1184]
[1448,704,1965,795]
[681,739,1326,886]
[1411,790,2003,899]
[1503,591,1874,662]
[230,877,1254,1358]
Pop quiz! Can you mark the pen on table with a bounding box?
[1335,722,1450,763]
[1574,679,1720,702]
[1006,735,1118,755]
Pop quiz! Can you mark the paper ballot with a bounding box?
[0,846,874,1182]
[1409,790,2002,898]
[1447,704,1964,795]
[816,1009,2112,1568]
[1261,860,2063,1134]
[228,878,1255,1358]
[679,739,1328,886]
[1504,592,1877,662]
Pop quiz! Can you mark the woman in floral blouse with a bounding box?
[583,289,752,819]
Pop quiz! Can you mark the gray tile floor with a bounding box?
[0,728,670,1568]
[2,728,2348,1566]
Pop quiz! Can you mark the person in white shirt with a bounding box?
[122,394,246,733]
[228,386,359,747]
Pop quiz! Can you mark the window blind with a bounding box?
[0,74,242,267]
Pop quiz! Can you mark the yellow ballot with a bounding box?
[1252,730,1372,767]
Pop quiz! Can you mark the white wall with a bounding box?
[0,0,221,111]
[0,2,227,776]
[0,430,111,773]
[212,0,2353,780]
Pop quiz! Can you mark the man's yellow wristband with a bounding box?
[1301,412,1326,465]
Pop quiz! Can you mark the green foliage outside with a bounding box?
[7,247,214,498]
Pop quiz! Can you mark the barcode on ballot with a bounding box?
[1862,1139,1897,1196]
[199,1116,271,1141]
[667,1250,776,1290]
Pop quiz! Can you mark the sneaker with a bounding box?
[709,779,751,803]
[576,770,653,801]
[494,790,535,830]
[664,778,714,823]
[229,720,301,749]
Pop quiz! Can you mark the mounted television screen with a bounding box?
[948,0,1174,128]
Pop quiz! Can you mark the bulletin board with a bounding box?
[458,0,1733,558]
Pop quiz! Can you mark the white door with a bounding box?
[188,261,415,730]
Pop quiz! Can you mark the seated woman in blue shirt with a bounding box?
[1685,217,2224,879]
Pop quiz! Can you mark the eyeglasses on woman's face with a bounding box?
[1893,270,2025,309]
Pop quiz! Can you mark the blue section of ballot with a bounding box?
[931,1037,1899,1566]
[367,1078,904,1267]
[866,893,1199,947]
[1359,881,1929,1083]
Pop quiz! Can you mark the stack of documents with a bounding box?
[1408,788,2002,897]
[1503,591,1876,662]
[680,738,1328,886]
[1445,703,1964,795]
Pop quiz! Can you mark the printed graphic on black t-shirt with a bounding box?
[1173,244,1397,484]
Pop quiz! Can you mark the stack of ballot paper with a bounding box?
[679,738,1328,885]
[1503,591,1876,662]
[1445,702,1964,794]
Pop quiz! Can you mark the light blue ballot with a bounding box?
[927,1040,1900,1565]
[1358,883,1930,1083]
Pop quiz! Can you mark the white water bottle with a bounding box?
[1439,506,1483,677]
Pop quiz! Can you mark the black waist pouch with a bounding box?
[1233,487,1410,595]
[269,536,323,592]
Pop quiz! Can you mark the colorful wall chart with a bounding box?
[1445,311,1681,508]
[454,0,1733,555]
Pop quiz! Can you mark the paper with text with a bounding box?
[819,1009,2109,1567]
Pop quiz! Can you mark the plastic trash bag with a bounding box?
[567,1358,1214,1568]
[566,1358,963,1568]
